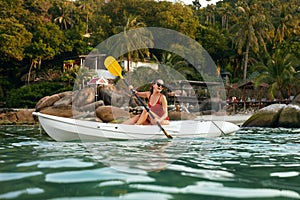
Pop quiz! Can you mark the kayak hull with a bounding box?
[33,112,240,141]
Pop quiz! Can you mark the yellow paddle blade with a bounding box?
[104,56,123,79]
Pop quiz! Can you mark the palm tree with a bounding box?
[53,0,75,30]
[160,51,205,83]
[111,15,153,72]
[218,2,232,30]
[204,5,216,26]
[273,4,293,46]
[254,48,299,100]
[160,52,194,80]
[230,2,273,82]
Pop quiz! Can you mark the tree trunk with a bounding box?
[226,16,229,30]
[28,60,35,85]
[243,41,250,82]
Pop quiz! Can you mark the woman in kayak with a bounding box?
[124,79,169,125]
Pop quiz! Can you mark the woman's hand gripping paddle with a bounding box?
[104,56,173,139]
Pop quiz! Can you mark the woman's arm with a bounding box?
[135,91,150,99]
[129,85,150,99]
[159,95,168,120]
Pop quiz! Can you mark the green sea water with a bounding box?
[0,126,300,199]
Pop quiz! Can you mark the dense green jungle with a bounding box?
[0,0,299,108]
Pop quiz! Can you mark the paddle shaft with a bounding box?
[212,121,225,136]
[122,80,173,139]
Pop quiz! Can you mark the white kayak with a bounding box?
[33,112,240,141]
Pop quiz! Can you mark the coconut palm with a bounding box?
[53,0,75,30]
[204,4,216,26]
[273,4,294,46]
[230,2,273,82]
[111,15,153,72]
[158,52,203,82]
[218,2,231,30]
[254,48,299,100]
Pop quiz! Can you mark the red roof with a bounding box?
[88,77,108,85]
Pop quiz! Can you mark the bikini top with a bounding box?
[147,94,162,108]
[147,94,165,117]
[148,94,169,120]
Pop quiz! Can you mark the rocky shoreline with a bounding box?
[242,93,300,128]
[0,108,36,125]
[1,86,299,128]
[0,86,198,125]
[0,107,251,126]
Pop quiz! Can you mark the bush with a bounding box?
[6,82,72,108]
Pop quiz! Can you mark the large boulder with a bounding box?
[57,91,72,98]
[96,106,130,123]
[35,94,60,111]
[53,91,72,107]
[3,112,18,124]
[40,105,77,118]
[169,111,197,120]
[243,93,300,128]
[7,112,18,123]
[98,85,130,107]
[278,104,300,128]
[72,87,95,108]
[242,102,300,128]
[242,104,285,127]
[36,91,73,111]
[97,86,113,105]
[0,109,35,125]
[291,93,300,106]
[16,109,35,124]
[76,100,105,112]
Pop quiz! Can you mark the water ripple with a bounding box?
[17,158,95,168]
[130,182,300,199]
[0,171,42,182]
[270,171,299,178]
[45,167,154,183]
[1,126,300,199]
[168,164,234,181]
[0,188,44,199]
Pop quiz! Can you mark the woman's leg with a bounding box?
[135,109,149,125]
[122,114,140,125]
[160,120,170,125]
[149,117,170,125]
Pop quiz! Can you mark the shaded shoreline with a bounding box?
[197,113,252,126]
[0,108,252,126]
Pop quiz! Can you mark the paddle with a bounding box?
[104,56,173,139]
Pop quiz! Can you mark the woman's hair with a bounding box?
[149,81,155,95]
[150,79,163,96]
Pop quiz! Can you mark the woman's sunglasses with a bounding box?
[156,82,164,88]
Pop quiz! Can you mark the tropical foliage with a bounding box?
[254,48,300,99]
[0,0,299,107]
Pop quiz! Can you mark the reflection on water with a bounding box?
[0,126,300,199]
[85,140,184,172]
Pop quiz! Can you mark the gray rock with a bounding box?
[168,111,197,120]
[40,105,80,118]
[243,93,300,128]
[77,100,105,112]
[53,93,72,107]
[72,87,95,108]
[96,106,130,123]
[278,104,300,128]
[291,93,300,106]
[35,94,60,111]
[242,104,285,127]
